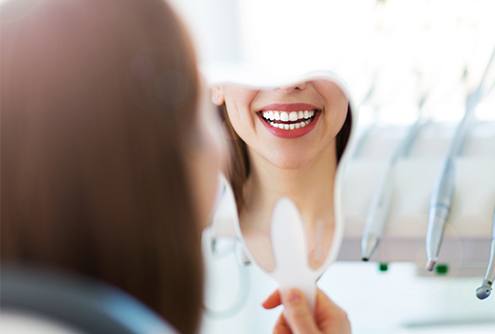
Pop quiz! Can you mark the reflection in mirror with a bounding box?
[211,77,353,276]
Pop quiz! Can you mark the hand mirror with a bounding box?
[210,71,356,307]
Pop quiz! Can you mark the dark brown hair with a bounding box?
[221,104,352,211]
[1,0,202,333]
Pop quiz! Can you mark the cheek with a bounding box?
[223,89,258,140]
[322,98,348,137]
[313,82,349,137]
[329,105,348,136]
[225,102,255,142]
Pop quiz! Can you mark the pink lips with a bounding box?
[257,103,321,139]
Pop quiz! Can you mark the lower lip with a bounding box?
[258,111,321,139]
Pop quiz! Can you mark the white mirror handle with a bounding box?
[271,198,318,309]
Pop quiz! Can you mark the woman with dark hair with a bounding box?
[0,0,224,333]
[1,0,351,332]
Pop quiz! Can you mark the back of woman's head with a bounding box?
[1,0,203,332]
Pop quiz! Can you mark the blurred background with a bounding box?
[173,0,495,123]
[169,0,495,333]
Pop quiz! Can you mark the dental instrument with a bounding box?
[476,208,495,300]
[361,93,428,261]
[426,48,495,271]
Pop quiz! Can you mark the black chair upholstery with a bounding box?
[1,267,175,334]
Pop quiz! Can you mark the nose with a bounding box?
[278,82,307,92]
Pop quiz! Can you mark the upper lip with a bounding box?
[258,103,320,112]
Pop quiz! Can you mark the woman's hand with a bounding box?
[262,288,351,334]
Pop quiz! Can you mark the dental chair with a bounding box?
[0,267,175,334]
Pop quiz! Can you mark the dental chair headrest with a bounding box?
[0,267,176,334]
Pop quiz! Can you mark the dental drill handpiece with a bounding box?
[476,209,495,300]
[425,155,456,271]
[425,48,495,271]
[425,95,478,272]
[361,103,426,261]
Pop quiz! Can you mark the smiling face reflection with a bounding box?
[212,79,351,271]
[215,81,348,169]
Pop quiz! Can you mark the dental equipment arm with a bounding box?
[426,48,495,271]
[476,209,495,300]
[426,156,456,271]
[361,104,426,261]
[361,86,428,262]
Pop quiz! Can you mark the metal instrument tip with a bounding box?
[426,260,436,272]
[476,286,491,300]
[476,281,492,300]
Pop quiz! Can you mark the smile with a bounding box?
[260,110,316,130]
[257,103,321,139]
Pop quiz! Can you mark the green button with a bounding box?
[378,262,389,272]
[435,263,449,275]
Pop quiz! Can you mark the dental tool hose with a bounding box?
[361,96,427,261]
[476,209,495,300]
[353,82,377,158]
[426,47,495,271]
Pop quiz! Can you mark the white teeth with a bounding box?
[267,120,310,130]
[263,108,317,132]
[262,109,317,121]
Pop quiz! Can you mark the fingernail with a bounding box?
[287,289,302,303]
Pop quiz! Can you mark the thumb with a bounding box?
[282,289,320,334]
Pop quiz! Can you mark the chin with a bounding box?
[263,149,316,170]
